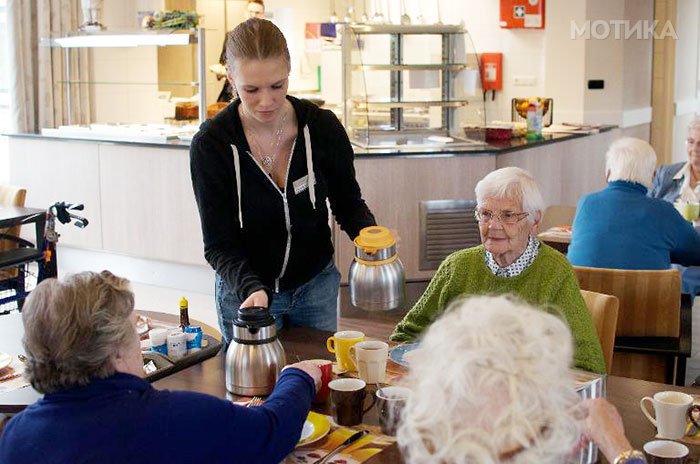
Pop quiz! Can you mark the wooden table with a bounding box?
[537,229,572,254]
[0,206,46,311]
[153,327,700,464]
[0,206,46,269]
[0,310,219,414]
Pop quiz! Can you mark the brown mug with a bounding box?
[643,440,689,464]
[329,378,376,426]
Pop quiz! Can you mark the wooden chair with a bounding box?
[0,184,28,312]
[574,266,690,385]
[0,184,27,269]
[0,184,27,250]
[580,289,619,373]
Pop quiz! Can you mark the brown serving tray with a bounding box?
[143,334,222,382]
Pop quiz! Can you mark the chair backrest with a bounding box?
[0,184,26,208]
[574,266,681,337]
[580,289,619,372]
[0,184,27,252]
[538,205,576,232]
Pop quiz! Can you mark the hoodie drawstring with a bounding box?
[304,125,316,210]
[232,124,316,231]
[231,144,244,229]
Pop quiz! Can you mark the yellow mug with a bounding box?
[327,330,365,372]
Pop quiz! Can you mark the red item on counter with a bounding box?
[485,126,513,141]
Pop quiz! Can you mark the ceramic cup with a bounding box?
[148,328,168,355]
[326,331,365,372]
[350,340,389,384]
[308,359,333,403]
[376,386,411,436]
[674,201,700,222]
[166,331,188,360]
[329,378,375,426]
[640,391,693,439]
[643,440,689,464]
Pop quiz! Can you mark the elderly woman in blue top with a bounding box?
[0,271,320,464]
[649,119,700,296]
[568,137,700,272]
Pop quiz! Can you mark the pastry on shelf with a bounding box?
[175,102,199,120]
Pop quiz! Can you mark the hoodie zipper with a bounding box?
[246,140,296,292]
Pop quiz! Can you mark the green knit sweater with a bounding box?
[391,244,606,374]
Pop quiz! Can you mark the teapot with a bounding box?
[225,306,285,396]
[349,226,405,311]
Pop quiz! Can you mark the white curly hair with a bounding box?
[396,295,581,464]
[474,167,545,226]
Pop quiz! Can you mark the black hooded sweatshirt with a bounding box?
[190,96,376,302]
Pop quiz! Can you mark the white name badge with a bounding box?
[293,175,316,195]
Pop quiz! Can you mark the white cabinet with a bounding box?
[8,136,206,266]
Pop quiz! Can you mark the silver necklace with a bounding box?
[243,107,289,171]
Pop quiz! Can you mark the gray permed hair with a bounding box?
[21,271,135,394]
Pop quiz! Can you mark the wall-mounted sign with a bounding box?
[500,0,545,29]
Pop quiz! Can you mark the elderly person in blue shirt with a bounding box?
[568,137,700,271]
[649,119,700,296]
[0,271,321,464]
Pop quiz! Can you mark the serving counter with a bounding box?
[6,127,619,281]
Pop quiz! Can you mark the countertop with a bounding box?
[5,126,616,157]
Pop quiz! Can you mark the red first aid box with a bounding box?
[499,0,545,29]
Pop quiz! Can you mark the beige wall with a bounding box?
[672,0,700,163]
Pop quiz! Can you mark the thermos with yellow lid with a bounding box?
[349,226,405,311]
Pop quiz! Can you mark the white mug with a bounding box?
[349,340,389,384]
[640,391,693,439]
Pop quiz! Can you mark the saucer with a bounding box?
[332,363,347,375]
[297,411,330,447]
[389,343,420,367]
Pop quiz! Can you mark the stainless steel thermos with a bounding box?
[225,306,285,396]
[349,226,405,311]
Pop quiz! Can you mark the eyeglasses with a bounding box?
[474,209,529,225]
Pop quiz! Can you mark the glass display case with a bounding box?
[40,28,206,143]
[341,24,486,149]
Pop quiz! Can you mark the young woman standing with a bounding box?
[190,19,376,345]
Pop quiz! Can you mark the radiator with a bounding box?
[419,200,481,271]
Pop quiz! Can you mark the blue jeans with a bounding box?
[215,259,340,346]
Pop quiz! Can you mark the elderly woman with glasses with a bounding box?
[650,118,700,204]
[649,121,700,297]
[391,167,605,374]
